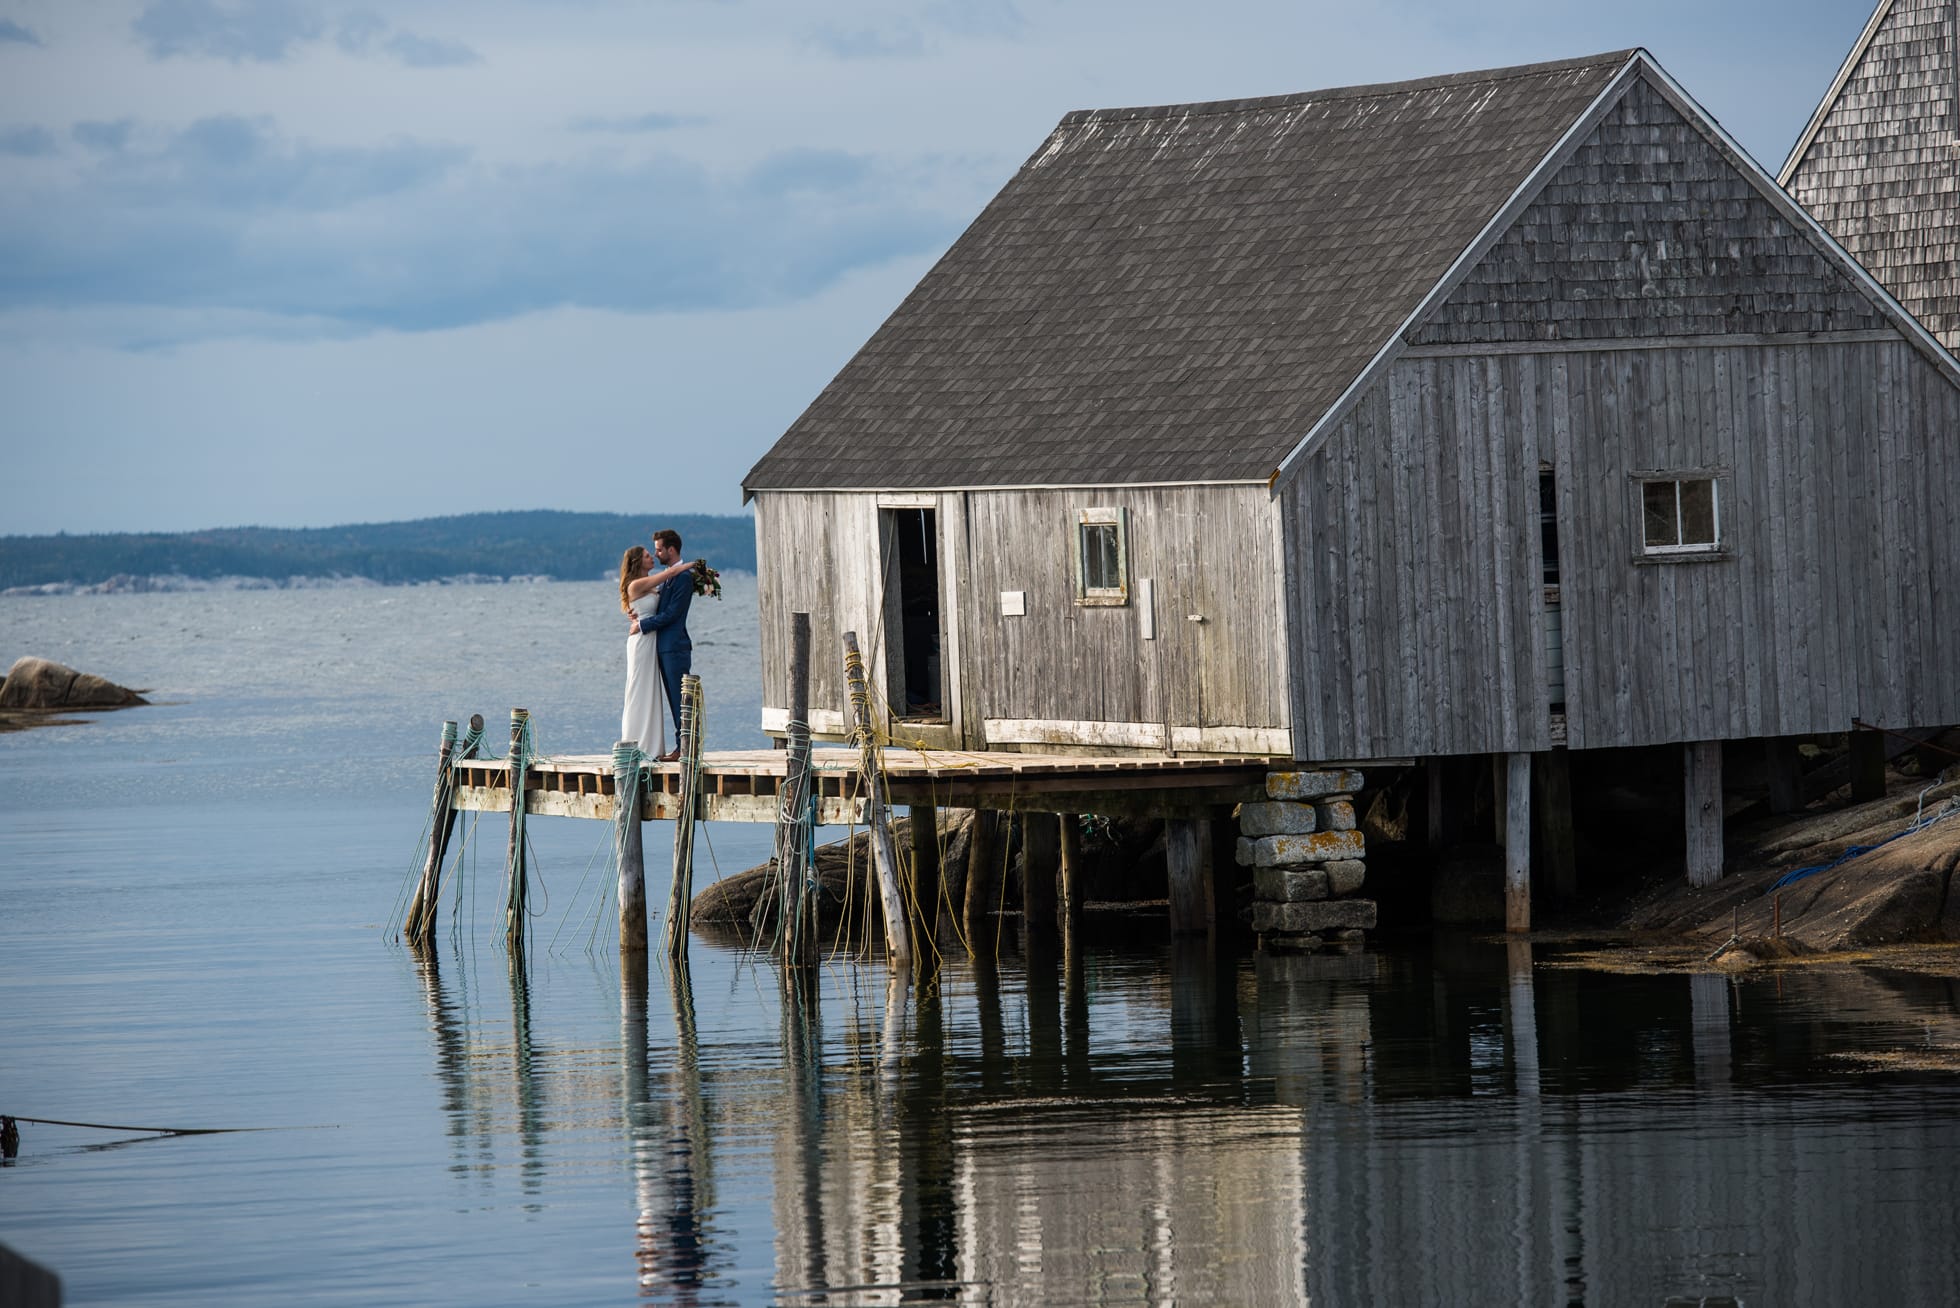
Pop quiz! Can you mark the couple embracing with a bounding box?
[619,528,697,762]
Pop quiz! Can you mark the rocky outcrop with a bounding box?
[0,657,147,712]
[1624,771,1960,955]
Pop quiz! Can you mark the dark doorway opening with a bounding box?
[884,507,943,719]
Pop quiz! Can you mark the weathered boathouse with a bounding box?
[743,48,1960,911]
[1782,0,1960,352]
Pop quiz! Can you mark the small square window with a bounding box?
[1640,477,1721,554]
[1074,507,1128,605]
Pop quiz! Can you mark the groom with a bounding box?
[629,527,694,761]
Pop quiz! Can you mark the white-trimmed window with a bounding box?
[1640,475,1721,555]
[1074,506,1129,605]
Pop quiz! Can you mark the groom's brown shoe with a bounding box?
[657,748,681,763]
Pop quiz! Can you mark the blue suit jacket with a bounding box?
[636,569,694,662]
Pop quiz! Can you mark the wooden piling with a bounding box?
[963,810,1001,951]
[1023,812,1060,937]
[1849,727,1886,802]
[908,804,940,957]
[777,615,817,967]
[1504,752,1532,932]
[504,708,531,954]
[842,630,912,966]
[1534,750,1577,902]
[405,720,458,945]
[1764,735,1804,814]
[1057,813,1083,932]
[1684,740,1725,888]
[665,674,705,960]
[612,741,647,952]
[1164,817,1213,935]
[407,714,483,946]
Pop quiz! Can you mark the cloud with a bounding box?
[0,117,957,340]
[383,30,480,68]
[569,112,704,134]
[74,120,137,152]
[336,10,479,67]
[0,18,42,44]
[133,0,325,62]
[0,125,57,156]
[135,1,477,67]
[801,23,927,59]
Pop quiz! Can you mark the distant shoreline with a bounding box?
[0,509,759,592]
[2,571,754,598]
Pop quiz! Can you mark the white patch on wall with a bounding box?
[1000,590,1026,617]
[1138,577,1156,639]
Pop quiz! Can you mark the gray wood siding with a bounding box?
[1786,0,1960,352]
[955,486,1290,739]
[753,492,892,734]
[1554,337,1960,748]
[1284,337,1960,759]
[1283,356,1554,760]
[756,486,1290,749]
[1415,77,1884,346]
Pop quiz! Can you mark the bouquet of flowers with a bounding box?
[690,558,722,599]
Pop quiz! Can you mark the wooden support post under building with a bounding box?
[1504,752,1531,933]
[665,675,704,960]
[1022,812,1059,937]
[1057,814,1083,932]
[1165,817,1213,935]
[1849,727,1886,803]
[504,707,531,955]
[963,810,1001,950]
[908,804,940,956]
[1534,749,1577,902]
[842,630,912,966]
[612,740,647,952]
[1764,735,1804,814]
[1684,741,1725,888]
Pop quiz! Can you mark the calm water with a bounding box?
[4,581,1959,1306]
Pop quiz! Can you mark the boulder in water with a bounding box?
[0,656,148,711]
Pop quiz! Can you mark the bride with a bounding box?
[619,545,693,757]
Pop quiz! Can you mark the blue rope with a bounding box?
[1770,776,1960,891]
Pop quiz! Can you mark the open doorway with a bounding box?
[881,507,943,719]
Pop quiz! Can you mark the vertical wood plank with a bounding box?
[1165,817,1213,936]
[1504,752,1532,932]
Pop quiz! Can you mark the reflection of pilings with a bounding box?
[625,952,714,1300]
[1064,936,1091,1087]
[410,941,481,1166]
[1506,939,1544,1308]
[970,956,1008,1099]
[506,950,544,1195]
[1689,972,1733,1090]
[776,965,828,1294]
[1170,936,1239,1088]
[902,972,958,1292]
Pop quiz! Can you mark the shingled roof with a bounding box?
[744,51,1637,494]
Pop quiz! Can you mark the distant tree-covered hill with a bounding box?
[0,511,756,590]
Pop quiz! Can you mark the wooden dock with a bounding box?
[453,747,1275,825]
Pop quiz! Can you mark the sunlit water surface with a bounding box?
[3,582,1958,1305]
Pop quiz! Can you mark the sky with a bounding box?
[0,0,1878,535]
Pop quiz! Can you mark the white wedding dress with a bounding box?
[622,594,667,757]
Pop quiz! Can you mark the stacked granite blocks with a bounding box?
[1240,769,1374,944]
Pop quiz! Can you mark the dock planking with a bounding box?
[451,748,1272,825]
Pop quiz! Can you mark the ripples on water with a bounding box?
[3,583,1958,1305]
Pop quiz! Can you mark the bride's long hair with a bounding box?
[619,546,649,614]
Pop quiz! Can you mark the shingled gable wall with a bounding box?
[1282,68,1960,761]
[1413,78,1885,345]
[1783,0,1960,352]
